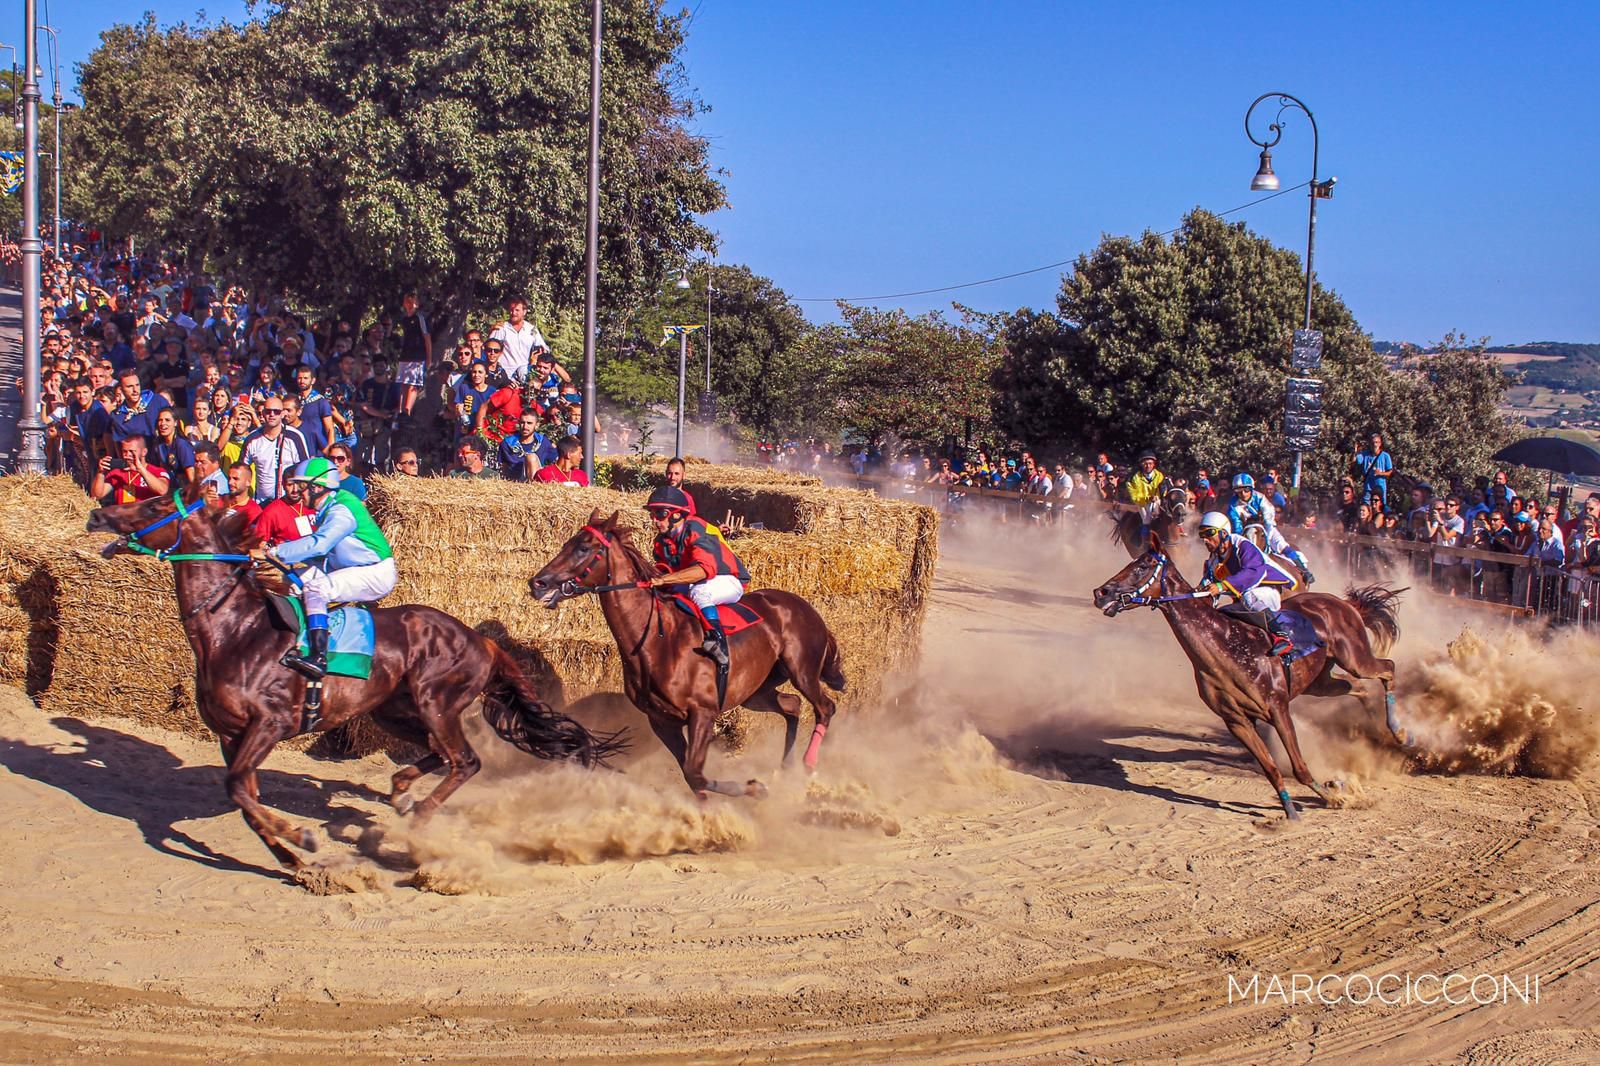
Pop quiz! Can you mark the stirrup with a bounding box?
[1270,635,1294,658]
[281,648,327,680]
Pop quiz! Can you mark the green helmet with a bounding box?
[288,456,341,491]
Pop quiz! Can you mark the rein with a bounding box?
[1120,553,1208,609]
[116,491,256,620]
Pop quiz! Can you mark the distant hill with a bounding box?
[1371,339,1600,393]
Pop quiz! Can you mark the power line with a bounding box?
[792,181,1312,303]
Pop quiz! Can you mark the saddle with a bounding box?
[665,594,763,636]
[1271,608,1324,664]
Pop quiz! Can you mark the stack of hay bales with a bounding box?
[0,468,938,756]
[0,475,197,733]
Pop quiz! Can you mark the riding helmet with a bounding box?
[644,485,692,515]
[1231,472,1255,489]
[1199,511,1232,536]
[287,456,342,490]
[1138,450,1157,463]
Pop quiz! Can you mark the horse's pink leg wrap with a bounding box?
[803,722,829,770]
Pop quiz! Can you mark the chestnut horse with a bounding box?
[529,511,846,799]
[1111,484,1190,558]
[86,489,624,871]
[1092,533,1405,820]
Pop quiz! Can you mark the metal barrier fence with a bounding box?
[834,472,1599,633]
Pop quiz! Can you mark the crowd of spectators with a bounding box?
[18,246,618,531]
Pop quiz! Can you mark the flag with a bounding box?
[0,153,23,195]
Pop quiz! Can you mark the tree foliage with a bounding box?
[824,304,997,447]
[990,209,1518,487]
[70,1,723,327]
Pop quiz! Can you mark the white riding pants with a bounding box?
[1240,585,1282,615]
[690,573,745,610]
[300,557,398,616]
[1265,524,1292,555]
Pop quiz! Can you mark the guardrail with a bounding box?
[830,471,1598,631]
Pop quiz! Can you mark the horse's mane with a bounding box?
[607,526,654,579]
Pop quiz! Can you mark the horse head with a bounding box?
[1093,531,1173,616]
[529,509,627,608]
[87,487,256,561]
[1162,484,1190,522]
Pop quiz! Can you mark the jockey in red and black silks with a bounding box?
[644,485,749,668]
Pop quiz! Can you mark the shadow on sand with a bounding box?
[0,716,389,879]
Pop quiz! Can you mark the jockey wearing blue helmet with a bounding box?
[1226,471,1316,586]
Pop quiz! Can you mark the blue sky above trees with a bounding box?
[49,0,1600,342]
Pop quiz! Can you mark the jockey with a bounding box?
[1123,450,1166,538]
[1226,472,1316,586]
[644,485,751,669]
[1196,510,1299,658]
[262,457,398,702]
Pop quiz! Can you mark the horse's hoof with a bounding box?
[1326,778,1347,791]
[392,792,415,815]
[744,779,769,799]
[297,828,320,853]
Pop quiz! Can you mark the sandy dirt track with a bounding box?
[1,531,1598,1064]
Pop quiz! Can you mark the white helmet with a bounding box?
[1199,511,1232,536]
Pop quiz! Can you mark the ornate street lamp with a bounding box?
[1245,92,1336,493]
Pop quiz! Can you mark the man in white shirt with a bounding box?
[242,397,312,503]
[489,296,548,383]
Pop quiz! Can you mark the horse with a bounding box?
[529,511,846,799]
[1092,532,1405,820]
[85,489,625,871]
[1111,483,1190,558]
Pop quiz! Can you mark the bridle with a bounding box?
[550,523,663,654]
[116,491,256,620]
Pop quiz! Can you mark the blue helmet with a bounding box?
[1232,472,1255,490]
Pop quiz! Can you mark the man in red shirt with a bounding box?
[535,436,589,486]
[476,380,525,447]
[89,437,171,504]
[254,472,317,546]
[211,462,263,524]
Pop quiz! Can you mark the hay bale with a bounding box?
[0,468,939,756]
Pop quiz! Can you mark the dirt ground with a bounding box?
[1,527,1597,1064]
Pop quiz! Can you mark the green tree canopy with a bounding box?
[990,209,1518,488]
[70,1,723,328]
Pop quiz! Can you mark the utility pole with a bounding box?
[579,0,602,480]
[15,0,47,474]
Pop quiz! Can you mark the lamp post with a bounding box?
[37,25,59,258]
[14,0,47,474]
[579,0,602,480]
[1245,91,1335,492]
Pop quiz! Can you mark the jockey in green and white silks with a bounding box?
[267,457,397,682]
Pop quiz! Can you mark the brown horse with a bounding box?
[1092,533,1405,820]
[529,511,845,799]
[1111,483,1190,558]
[86,489,624,871]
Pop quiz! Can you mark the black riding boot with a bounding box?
[699,624,730,669]
[1222,604,1293,657]
[283,626,329,680]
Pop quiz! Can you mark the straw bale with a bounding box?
[0,470,939,759]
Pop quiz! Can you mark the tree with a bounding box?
[826,304,998,447]
[70,1,724,328]
[987,209,1514,488]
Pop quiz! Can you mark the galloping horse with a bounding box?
[1092,533,1405,819]
[529,511,846,799]
[1111,484,1190,558]
[87,489,624,870]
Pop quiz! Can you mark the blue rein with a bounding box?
[124,491,253,564]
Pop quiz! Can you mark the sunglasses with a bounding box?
[396,458,418,466]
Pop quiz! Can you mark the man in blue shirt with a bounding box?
[292,365,335,456]
[497,412,556,480]
[109,369,170,447]
[102,322,138,374]
[1353,433,1395,507]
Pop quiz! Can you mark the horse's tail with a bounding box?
[481,643,628,767]
[1344,584,1406,657]
[821,631,847,692]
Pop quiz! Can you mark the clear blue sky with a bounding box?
[37,1,1600,343]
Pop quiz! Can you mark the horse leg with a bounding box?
[680,704,764,800]
[788,669,838,773]
[1328,637,1405,744]
[403,702,482,820]
[225,716,315,866]
[1266,701,1337,808]
[390,753,444,813]
[742,671,803,768]
[1221,715,1298,821]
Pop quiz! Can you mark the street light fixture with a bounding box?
[1245,91,1336,493]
